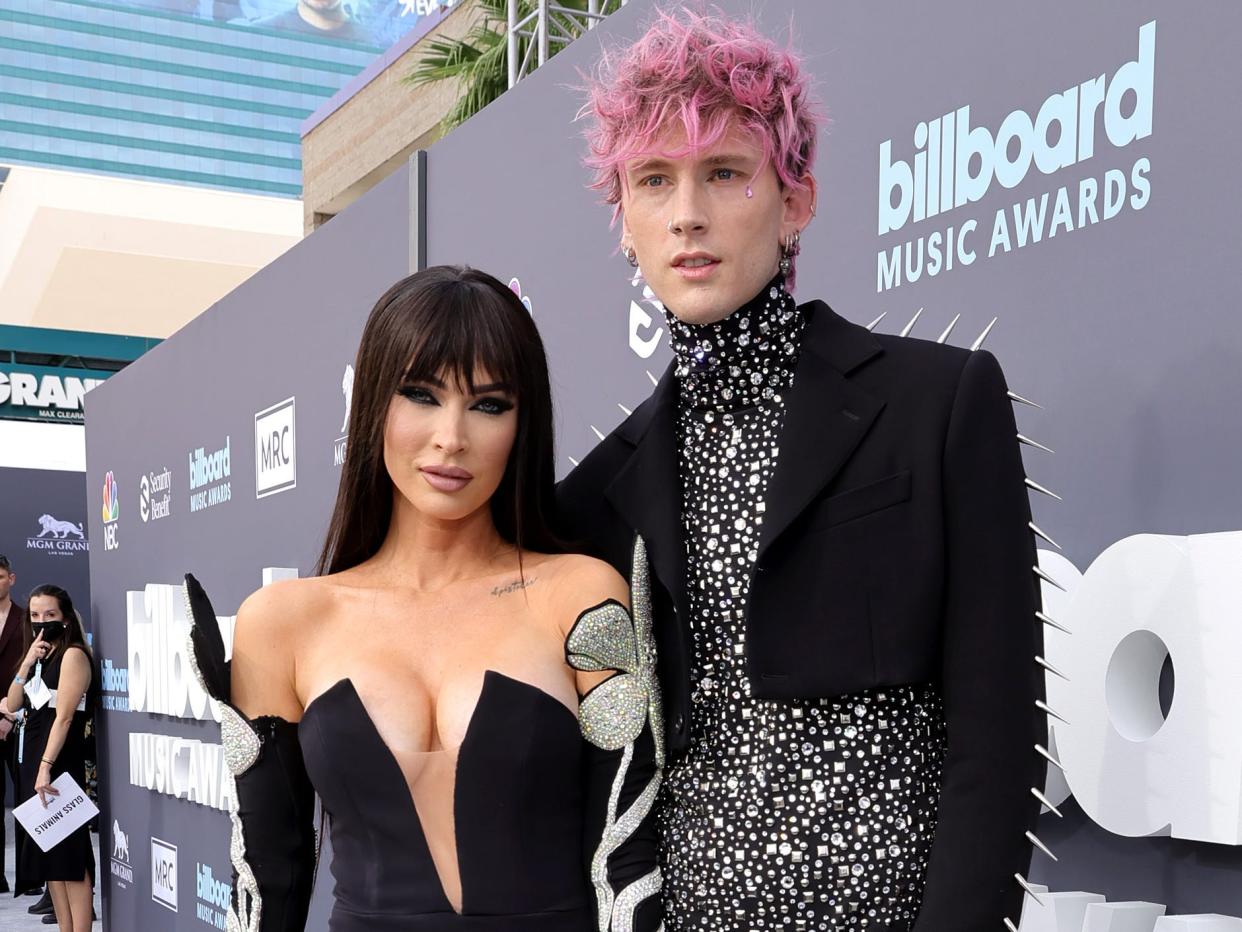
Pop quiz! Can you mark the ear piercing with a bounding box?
[779,229,801,276]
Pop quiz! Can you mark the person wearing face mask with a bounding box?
[186,266,664,932]
[557,9,1047,932]
[4,584,96,932]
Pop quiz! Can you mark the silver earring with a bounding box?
[779,229,801,276]
[624,246,639,267]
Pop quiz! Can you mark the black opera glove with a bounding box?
[184,574,316,932]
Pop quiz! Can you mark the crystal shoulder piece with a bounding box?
[565,536,665,766]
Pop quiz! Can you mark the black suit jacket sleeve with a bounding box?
[913,350,1047,932]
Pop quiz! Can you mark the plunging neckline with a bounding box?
[299,671,578,916]
[301,670,576,755]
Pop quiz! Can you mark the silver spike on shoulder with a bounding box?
[1035,743,1065,773]
[618,403,632,416]
[971,316,998,351]
[1026,831,1059,861]
[899,307,923,337]
[1036,655,1068,680]
[1037,611,1071,635]
[865,311,887,331]
[1029,522,1061,549]
[1025,478,1062,501]
[1031,786,1064,817]
[936,313,961,344]
[568,455,580,468]
[645,370,658,387]
[590,424,605,442]
[1036,699,1069,726]
[1033,565,1066,591]
[1008,390,1042,408]
[1005,918,1020,932]
[1017,433,1055,454]
[1015,874,1045,906]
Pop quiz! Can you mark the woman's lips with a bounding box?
[420,467,472,493]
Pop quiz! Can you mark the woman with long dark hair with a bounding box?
[186,266,664,932]
[4,584,95,932]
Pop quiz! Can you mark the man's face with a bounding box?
[619,122,814,326]
[0,569,12,603]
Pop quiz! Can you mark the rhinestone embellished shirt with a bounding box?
[656,278,949,931]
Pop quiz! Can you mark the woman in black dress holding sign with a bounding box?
[4,584,96,932]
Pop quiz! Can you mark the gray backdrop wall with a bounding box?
[84,2,1242,929]
[0,467,91,626]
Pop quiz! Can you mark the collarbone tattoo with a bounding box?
[491,576,538,597]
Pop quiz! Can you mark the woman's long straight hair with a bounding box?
[316,266,562,577]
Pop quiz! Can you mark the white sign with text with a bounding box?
[13,772,98,853]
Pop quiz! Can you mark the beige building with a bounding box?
[0,165,303,340]
[301,0,483,233]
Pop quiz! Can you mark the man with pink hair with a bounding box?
[558,6,1046,932]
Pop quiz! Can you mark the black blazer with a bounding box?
[557,300,1047,932]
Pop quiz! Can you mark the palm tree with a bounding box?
[407,0,613,133]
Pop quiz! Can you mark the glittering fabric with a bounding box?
[656,278,949,931]
[569,536,665,932]
[568,601,640,674]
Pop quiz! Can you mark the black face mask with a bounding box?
[32,621,66,642]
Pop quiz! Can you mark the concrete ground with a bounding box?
[0,809,101,929]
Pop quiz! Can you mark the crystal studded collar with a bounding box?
[664,276,806,412]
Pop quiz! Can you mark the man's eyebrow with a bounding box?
[627,157,674,174]
[703,152,755,166]
[627,152,756,173]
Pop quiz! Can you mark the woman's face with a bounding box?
[29,595,66,642]
[383,367,518,526]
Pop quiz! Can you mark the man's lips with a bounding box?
[671,253,721,280]
[420,465,472,492]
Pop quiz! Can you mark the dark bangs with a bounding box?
[401,274,526,397]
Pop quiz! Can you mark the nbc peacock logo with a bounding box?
[102,470,119,551]
[102,471,119,523]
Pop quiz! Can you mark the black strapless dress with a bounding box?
[184,538,664,932]
[299,674,592,931]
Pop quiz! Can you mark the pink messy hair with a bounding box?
[582,6,822,220]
